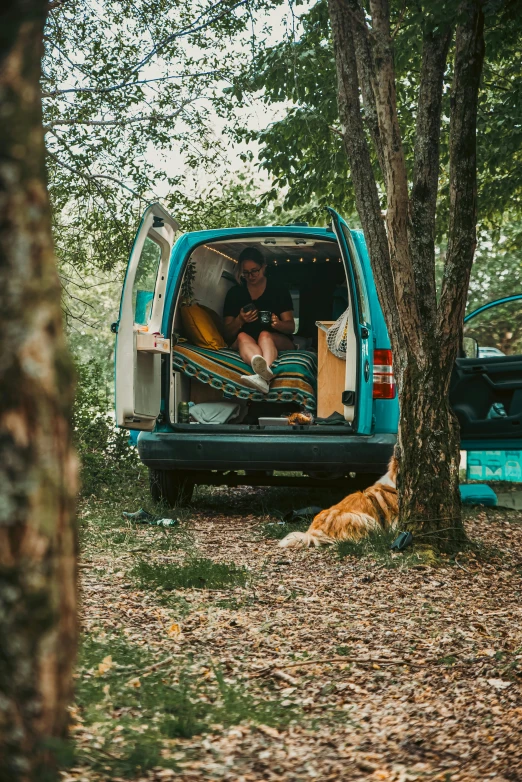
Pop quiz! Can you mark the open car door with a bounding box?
[115,203,179,430]
[450,294,522,448]
[327,208,373,434]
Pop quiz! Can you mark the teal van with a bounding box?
[113,204,522,504]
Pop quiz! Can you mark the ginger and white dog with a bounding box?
[279,457,398,549]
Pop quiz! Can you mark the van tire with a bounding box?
[149,469,195,507]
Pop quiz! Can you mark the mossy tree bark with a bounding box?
[0,1,78,779]
[327,0,485,550]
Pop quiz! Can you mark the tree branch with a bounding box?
[437,0,485,373]
[46,150,150,201]
[128,0,249,76]
[409,23,453,334]
[368,0,425,357]
[42,69,226,98]
[44,102,195,129]
[326,0,402,362]
[347,0,385,175]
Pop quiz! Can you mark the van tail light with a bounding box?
[373,349,396,399]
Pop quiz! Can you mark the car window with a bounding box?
[464,298,522,356]
[132,236,163,326]
[341,224,371,325]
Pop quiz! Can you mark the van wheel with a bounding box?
[149,469,195,507]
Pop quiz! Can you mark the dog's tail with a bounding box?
[278,528,334,549]
[278,508,385,549]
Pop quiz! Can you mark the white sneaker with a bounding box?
[240,373,269,394]
[251,354,274,382]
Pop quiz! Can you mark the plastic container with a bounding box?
[466,450,522,482]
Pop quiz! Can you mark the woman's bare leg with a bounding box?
[258,330,294,367]
[236,332,261,365]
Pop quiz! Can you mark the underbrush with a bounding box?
[70,633,299,777]
[74,360,141,498]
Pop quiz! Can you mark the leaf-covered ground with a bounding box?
[64,478,522,782]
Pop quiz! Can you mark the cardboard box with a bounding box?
[136,333,170,354]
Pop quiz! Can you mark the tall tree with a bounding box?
[325,0,486,546]
[233,0,522,239]
[0,0,78,778]
[43,0,272,331]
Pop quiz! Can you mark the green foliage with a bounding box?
[130,556,249,590]
[73,360,140,497]
[231,0,522,236]
[44,0,282,339]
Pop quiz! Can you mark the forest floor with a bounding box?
[63,473,522,782]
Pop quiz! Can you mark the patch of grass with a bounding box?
[79,488,194,559]
[438,655,458,666]
[260,520,310,540]
[73,633,299,776]
[337,527,399,562]
[335,645,353,656]
[337,527,440,569]
[130,556,249,590]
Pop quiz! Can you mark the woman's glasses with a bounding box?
[242,267,261,278]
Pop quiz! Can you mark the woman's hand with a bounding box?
[271,313,283,331]
[271,312,295,334]
[240,306,258,324]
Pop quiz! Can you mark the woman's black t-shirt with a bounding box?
[223,278,293,341]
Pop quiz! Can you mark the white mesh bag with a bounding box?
[316,309,349,359]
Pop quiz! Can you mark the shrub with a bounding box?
[73,360,140,496]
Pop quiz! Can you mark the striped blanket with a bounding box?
[172,344,317,411]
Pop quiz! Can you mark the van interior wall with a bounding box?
[172,238,356,422]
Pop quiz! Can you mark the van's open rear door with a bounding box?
[327,208,374,434]
[451,294,522,449]
[114,203,179,430]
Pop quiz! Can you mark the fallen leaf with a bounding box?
[167,622,182,638]
[97,655,113,675]
[487,678,512,690]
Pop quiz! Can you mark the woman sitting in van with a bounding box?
[223,247,295,394]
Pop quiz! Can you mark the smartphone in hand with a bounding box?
[242,302,256,313]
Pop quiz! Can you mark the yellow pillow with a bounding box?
[181,304,226,350]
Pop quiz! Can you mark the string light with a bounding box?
[203,245,237,263]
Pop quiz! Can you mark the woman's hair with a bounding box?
[235,246,266,283]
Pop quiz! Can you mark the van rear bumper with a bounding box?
[137,430,396,474]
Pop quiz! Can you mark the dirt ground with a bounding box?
[67,482,522,782]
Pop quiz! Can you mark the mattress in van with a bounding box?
[172,344,317,411]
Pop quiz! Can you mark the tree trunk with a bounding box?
[395,357,466,552]
[0,2,78,780]
[328,0,485,550]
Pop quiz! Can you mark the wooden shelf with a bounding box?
[317,321,346,419]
